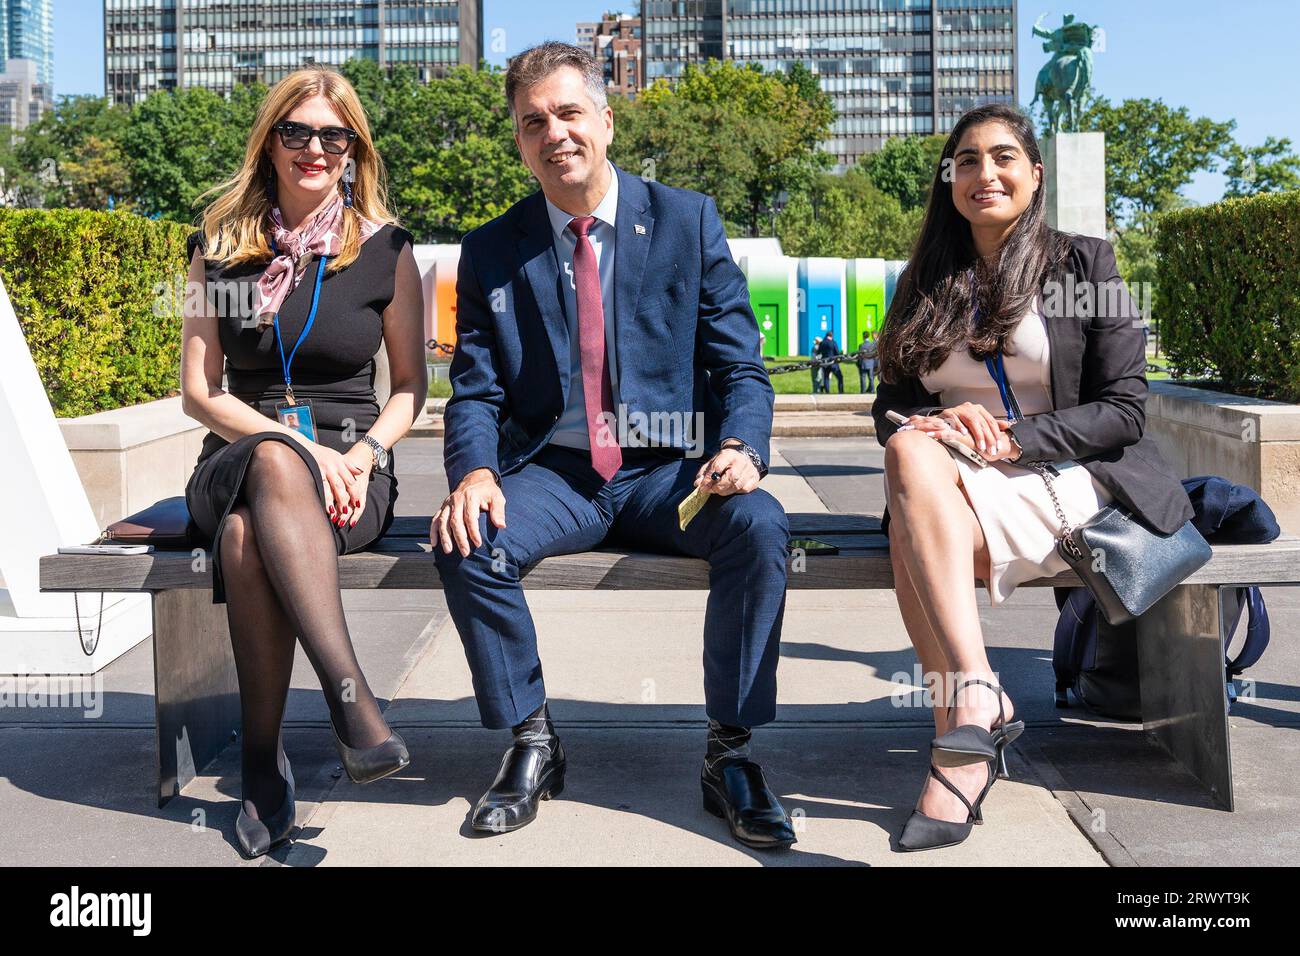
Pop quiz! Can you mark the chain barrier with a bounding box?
[430,340,1161,377]
[764,351,1163,377]
[764,349,875,376]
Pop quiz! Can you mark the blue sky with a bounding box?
[53,0,1296,205]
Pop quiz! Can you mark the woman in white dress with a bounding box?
[871,104,1193,851]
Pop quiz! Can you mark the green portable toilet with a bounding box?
[847,258,887,345]
[740,256,798,357]
[884,260,907,319]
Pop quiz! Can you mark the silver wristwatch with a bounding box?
[359,435,388,473]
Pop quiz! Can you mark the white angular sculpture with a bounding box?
[0,276,152,674]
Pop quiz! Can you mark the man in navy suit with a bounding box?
[432,42,795,849]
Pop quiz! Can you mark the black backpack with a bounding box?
[1052,585,1270,720]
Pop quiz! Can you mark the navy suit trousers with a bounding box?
[433,445,789,729]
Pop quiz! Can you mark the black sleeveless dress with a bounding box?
[184,224,412,603]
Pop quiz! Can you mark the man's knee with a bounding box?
[432,513,516,578]
[717,489,789,548]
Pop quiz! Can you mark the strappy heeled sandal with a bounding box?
[930,677,1025,773]
[897,756,998,852]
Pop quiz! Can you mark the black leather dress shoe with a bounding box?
[701,757,797,850]
[470,738,566,833]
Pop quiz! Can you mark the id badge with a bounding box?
[276,400,317,442]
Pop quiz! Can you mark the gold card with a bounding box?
[677,486,712,531]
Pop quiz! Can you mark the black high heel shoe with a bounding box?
[235,755,296,859]
[330,716,410,784]
[930,677,1025,769]
[897,755,997,852]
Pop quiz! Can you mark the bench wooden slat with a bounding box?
[39,532,1300,593]
[381,511,884,538]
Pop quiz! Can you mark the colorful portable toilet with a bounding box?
[884,259,906,318]
[431,248,461,352]
[847,258,886,348]
[411,243,461,354]
[798,257,846,356]
[741,255,798,357]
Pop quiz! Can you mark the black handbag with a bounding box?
[981,341,1211,626]
[1031,462,1212,625]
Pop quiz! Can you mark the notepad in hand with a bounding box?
[677,486,712,531]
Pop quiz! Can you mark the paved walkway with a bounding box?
[2,438,1297,866]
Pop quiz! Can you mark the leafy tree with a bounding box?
[859,134,946,211]
[123,84,266,221]
[618,59,834,234]
[60,135,133,210]
[364,63,535,240]
[0,127,50,207]
[1076,96,1235,231]
[610,95,765,234]
[343,61,535,240]
[1222,137,1300,198]
[776,168,921,259]
[0,95,131,208]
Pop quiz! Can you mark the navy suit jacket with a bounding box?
[443,164,774,489]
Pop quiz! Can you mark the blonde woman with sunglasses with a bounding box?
[181,67,426,858]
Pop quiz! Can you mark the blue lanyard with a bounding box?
[272,254,328,404]
[984,352,1019,423]
[973,295,1021,423]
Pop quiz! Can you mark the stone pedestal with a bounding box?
[1042,131,1106,239]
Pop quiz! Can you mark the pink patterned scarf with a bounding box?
[253,194,383,331]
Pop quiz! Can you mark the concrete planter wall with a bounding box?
[1146,381,1300,533]
[50,380,1300,535]
[55,347,393,531]
[58,397,206,530]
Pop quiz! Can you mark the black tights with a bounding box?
[221,440,391,820]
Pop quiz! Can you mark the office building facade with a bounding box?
[576,12,642,98]
[0,55,50,128]
[642,0,1017,168]
[104,0,483,106]
[0,0,52,88]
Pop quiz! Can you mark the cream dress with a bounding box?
[914,300,1113,605]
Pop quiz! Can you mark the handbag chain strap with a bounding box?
[978,332,1085,563]
[1028,461,1084,560]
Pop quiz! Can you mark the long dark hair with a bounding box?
[876,104,1073,383]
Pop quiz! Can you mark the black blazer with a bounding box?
[872,232,1194,536]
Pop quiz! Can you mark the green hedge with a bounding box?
[1157,190,1300,402]
[0,209,192,417]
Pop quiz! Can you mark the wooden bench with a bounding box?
[40,512,1300,811]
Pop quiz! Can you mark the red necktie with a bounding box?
[568,216,622,481]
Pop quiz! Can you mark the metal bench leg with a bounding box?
[151,589,241,807]
[1132,583,1234,811]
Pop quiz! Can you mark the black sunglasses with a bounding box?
[272,120,358,155]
